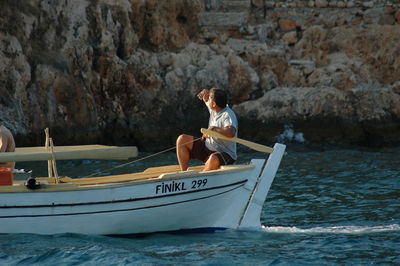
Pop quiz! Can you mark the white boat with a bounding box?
[0,129,285,235]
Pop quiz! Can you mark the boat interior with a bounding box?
[0,128,258,192]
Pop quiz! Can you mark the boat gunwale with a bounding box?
[0,164,256,193]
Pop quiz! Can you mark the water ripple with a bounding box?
[262,224,400,234]
[9,147,400,265]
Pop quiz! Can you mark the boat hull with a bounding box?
[0,165,257,235]
[0,143,286,235]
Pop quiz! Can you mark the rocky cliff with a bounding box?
[1,0,399,150]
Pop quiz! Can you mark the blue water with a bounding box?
[2,147,399,265]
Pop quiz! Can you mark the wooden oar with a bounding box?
[200,128,274,153]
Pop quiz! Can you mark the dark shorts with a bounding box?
[190,138,235,166]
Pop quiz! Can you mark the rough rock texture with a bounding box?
[0,0,400,150]
[235,87,400,146]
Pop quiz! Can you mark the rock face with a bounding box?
[0,0,400,149]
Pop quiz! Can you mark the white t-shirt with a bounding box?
[205,106,238,160]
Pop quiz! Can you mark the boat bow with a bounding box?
[239,143,286,229]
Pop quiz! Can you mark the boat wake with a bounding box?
[261,224,400,234]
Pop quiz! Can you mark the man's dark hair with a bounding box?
[210,88,227,108]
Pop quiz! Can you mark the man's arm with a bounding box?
[197,89,213,113]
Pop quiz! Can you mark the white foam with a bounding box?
[275,124,305,143]
[262,224,400,234]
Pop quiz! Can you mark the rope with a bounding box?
[81,137,202,178]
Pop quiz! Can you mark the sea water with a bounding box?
[1,147,399,265]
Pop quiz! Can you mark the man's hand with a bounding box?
[197,89,209,102]
[202,126,215,139]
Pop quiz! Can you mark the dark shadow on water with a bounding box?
[107,227,227,239]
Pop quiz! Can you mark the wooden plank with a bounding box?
[0,145,138,162]
[4,164,255,190]
[54,164,252,186]
[59,165,188,185]
[60,172,162,185]
[143,165,181,173]
[0,183,79,193]
[201,128,274,153]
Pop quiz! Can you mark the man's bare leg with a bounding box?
[203,153,221,172]
[176,134,194,171]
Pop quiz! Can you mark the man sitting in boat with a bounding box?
[0,125,16,169]
[176,88,238,172]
